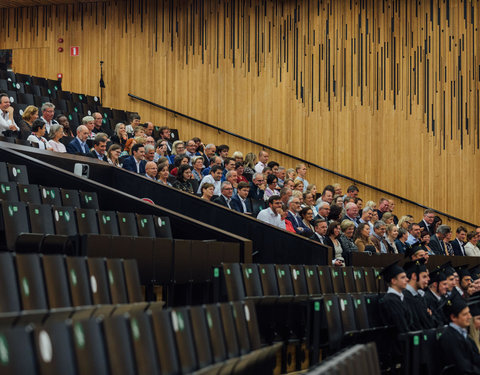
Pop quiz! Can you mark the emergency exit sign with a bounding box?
[70,46,79,56]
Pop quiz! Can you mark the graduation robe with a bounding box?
[403,288,436,330]
[379,292,413,333]
[439,325,480,374]
[424,289,447,326]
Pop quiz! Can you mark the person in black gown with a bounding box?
[402,258,436,330]
[424,267,449,326]
[439,297,480,374]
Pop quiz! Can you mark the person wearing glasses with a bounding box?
[248,173,265,200]
[419,208,436,236]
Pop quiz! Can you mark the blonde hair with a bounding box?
[397,215,413,229]
[340,219,355,232]
[22,105,38,122]
[286,168,296,179]
[365,200,376,210]
[171,140,185,155]
[232,151,244,159]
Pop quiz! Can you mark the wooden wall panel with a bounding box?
[0,0,479,228]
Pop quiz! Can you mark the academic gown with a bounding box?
[439,325,480,374]
[379,293,413,333]
[403,288,436,330]
[424,289,447,326]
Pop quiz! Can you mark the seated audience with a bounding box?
[385,224,399,253]
[420,230,433,254]
[87,136,108,161]
[311,219,328,244]
[264,174,279,200]
[302,191,318,217]
[395,228,409,254]
[125,113,141,135]
[66,125,90,155]
[369,220,389,253]
[168,140,186,163]
[256,195,285,229]
[397,215,413,230]
[231,181,252,214]
[327,204,343,223]
[111,122,128,148]
[213,181,234,208]
[324,221,345,266]
[144,144,156,162]
[248,173,265,200]
[216,144,230,163]
[198,165,223,196]
[40,102,58,135]
[451,226,468,256]
[294,163,309,192]
[232,151,243,163]
[18,105,38,140]
[157,162,172,186]
[465,231,480,256]
[419,208,436,236]
[243,152,257,181]
[354,222,374,252]
[191,156,205,181]
[170,154,190,176]
[285,168,296,181]
[153,140,169,162]
[299,207,315,237]
[235,162,248,183]
[0,93,19,136]
[338,219,358,254]
[27,120,51,150]
[107,144,122,166]
[122,143,146,174]
[202,143,216,167]
[429,225,452,255]
[200,182,215,200]
[56,115,74,138]
[406,222,422,245]
[47,124,66,153]
[172,164,194,194]
[254,150,269,173]
[144,161,158,181]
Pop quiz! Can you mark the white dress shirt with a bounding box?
[0,110,18,134]
[257,208,286,229]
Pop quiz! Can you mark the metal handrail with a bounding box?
[128,92,478,228]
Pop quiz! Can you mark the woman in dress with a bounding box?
[324,221,345,266]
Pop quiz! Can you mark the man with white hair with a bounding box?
[343,202,360,226]
[202,143,216,168]
[314,201,330,221]
[144,144,156,162]
[82,115,96,139]
[66,125,90,155]
[40,102,58,135]
[144,161,158,180]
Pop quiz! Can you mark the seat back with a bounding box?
[15,253,48,310]
[39,186,62,206]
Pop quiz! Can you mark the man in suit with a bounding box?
[342,202,359,226]
[439,297,480,374]
[376,198,390,220]
[231,182,252,214]
[122,143,146,174]
[213,181,234,208]
[429,225,452,255]
[310,219,328,244]
[92,112,113,137]
[202,143,216,168]
[451,226,468,256]
[418,208,436,236]
[144,161,158,181]
[66,125,90,155]
[248,173,265,201]
[286,196,305,235]
[159,126,173,155]
[87,136,108,162]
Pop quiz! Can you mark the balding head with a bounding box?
[76,125,89,142]
[145,161,158,178]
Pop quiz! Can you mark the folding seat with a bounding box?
[153,216,172,239]
[6,163,28,184]
[274,264,296,301]
[15,73,31,85]
[123,258,143,303]
[373,267,387,292]
[85,257,111,304]
[25,203,55,242]
[0,181,19,201]
[0,79,8,91]
[189,305,215,370]
[228,301,251,355]
[97,210,120,235]
[86,95,100,107]
[330,267,346,293]
[58,91,72,101]
[152,238,174,284]
[39,186,61,206]
[350,293,371,330]
[342,267,357,293]
[304,265,322,296]
[126,309,162,375]
[15,253,49,311]
[149,307,181,375]
[218,302,241,358]
[60,188,81,208]
[289,265,310,298]
[33,96,50,108]
[79,191,99,210]
[220,263,246,301]
[31,76,47,87]
[0,252,21,312]
[17,184,41,204]
[65,256,92,306]
[106,258,129,304]
[112,108,127,122]
[317,266,334,294]
[321,294,343,351]
[170,307,199,373]
[52,98,67,112]
[171,239,193,284]
[135,213,156,237]
[0,162,9,182]
[17,92,34,105]
[169,128,180,142]
[117,212,139,236]
[1,70,16,82]
[203,304,228,362]
[240,263,268,301]
[352,266,368,292]
[52,206,77,236]
[46,79,61,92]
[0,201,30,251]
[337,294,358,334]
[258,263,284,301]
[71,319,110,375]
[6,81,18,92]
[66,100,79,115]
[0,326,38,374]
[68,112,80,131]
[29,84,42,97]
[40,86,55,99]
[364,266,378,293]
[6,91,17,104]
[42,254,72,308]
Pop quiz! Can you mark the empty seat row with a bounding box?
[0,70,61,91]
[217,263,386,302]
[0,252,142,315]
[0,300,281,375]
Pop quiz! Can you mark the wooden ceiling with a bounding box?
[0,0,104,8]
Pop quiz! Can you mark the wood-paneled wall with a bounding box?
[0,0,479,228]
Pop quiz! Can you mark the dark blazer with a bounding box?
[429,235,447,255]
[122,156,146,174]
[202,154,213,168]
[324,236,346,260]
[286,211,304,235]
[450,238,466,256]
[248,182,265,200]
[87,150,108,162]
[66,137,89,155]
[230,194,252,214]
[439,325,480,374]
[310,232,326,244]
[418,220,435,236]
[212,195,232,208]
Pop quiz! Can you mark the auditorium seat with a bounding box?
[59,188,81,208]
